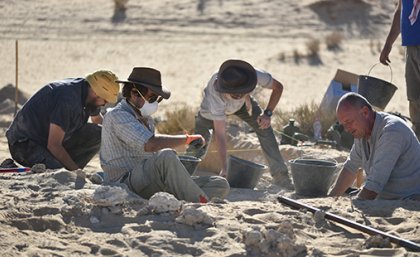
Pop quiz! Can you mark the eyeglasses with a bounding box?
[134,88,163,103]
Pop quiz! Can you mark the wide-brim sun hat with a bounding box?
[116,67,171,99]
[215,59,257,94]
[86,70,120,103]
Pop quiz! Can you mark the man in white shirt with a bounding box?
[187,59,291,187]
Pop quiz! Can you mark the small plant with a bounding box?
[293,49,301,63]
[325,31,343,50]
[113,0,128,11]
[306,38,320,57]
[272,101,336,139]
[278,52,286,62]
[155,104,198,135]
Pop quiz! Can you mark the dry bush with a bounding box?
[293,49,301,63]
[306,38,320,57]
[325,31,343,50]
[272,101,336,139]
[278,52,286,62]
[113,0,128,11]
[155,104,198,135]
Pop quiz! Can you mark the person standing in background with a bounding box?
[380,0,420,139]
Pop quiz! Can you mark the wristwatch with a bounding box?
[264,109,273,117]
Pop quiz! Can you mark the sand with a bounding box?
[1,0,419,256]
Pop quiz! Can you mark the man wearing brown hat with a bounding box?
[6,70,119,171]
[100,67,230,203]
[187,59,291,187]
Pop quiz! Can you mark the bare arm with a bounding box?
[90,113,103,124]
[257,78,284,129]
[380,0,402,65]
[213,119,228,177]
[47,123,80,171]
[329,167,357,197]
[144,134,205,153]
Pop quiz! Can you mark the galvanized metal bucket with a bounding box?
[358,63,397,110]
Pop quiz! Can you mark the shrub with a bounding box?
[155,104,198,135]
[325,31,343,50]
[306,38,320,57]
[272,101,336,139]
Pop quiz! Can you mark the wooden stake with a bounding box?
[14,40,19,116]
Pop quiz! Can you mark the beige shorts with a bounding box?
[405,45,420,102]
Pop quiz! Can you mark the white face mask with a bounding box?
[140,100,158,117]
[133,88,160,117]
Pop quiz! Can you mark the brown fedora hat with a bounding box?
[116,67,171,99]
[215,59,257,94]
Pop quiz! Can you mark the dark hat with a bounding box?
[215,59,257,94]
[116,67,171,99]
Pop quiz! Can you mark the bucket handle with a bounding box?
[295,155,338,165]
[367,63,393,83]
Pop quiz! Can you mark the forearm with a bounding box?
[90,114,103,125]
[215,132,228,171]
[144,134,187,152]
[47,144,79,171]
[384,2,401,48]
[265,79,283,111]
[329,168,357,196]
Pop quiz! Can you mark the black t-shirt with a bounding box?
[6,78,100,146]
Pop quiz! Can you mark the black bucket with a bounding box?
[289,158,337,197]
[357,64,397,110]
[179,155,201,175]
[227,155,268,189]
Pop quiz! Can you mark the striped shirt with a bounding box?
[100,99,154,182]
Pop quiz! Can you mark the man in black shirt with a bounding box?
[6,70,120,171]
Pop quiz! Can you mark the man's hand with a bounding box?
[356,188,378,200]
[257,114,271,129]
[379,44,392,65]
[186,134,206,146]
[219,168,227,178]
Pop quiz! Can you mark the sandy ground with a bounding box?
[1,0,420,256]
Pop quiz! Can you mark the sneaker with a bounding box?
[0,158,18,168]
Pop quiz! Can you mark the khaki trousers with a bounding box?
[123,149,230,202]
[406,46,420,139]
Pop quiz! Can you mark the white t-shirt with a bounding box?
[199,68,273,120]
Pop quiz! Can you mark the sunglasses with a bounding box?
[230,93,247,100]
[134,88,163,103]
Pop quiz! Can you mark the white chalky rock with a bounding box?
[244,230,263,246]
[90,216,100,224]
[149,192,182,213]
[175,206,214,226]
[313,210,326,226]
[91,185,130,206]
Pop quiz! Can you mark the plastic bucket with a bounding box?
[179,155,201,175]
[227,155,268,189]
[357,64,397,110]
[289,158,337,197]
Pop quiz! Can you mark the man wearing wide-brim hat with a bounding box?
[187,59,291,187]
[6,70,120,171]
[100,67,230,203]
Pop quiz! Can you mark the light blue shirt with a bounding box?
[344,112,420,199]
